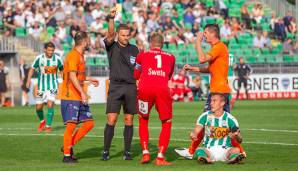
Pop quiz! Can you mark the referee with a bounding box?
[234,57,252,100]
[102,7,139,161]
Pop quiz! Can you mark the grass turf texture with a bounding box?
[0,99,298,171]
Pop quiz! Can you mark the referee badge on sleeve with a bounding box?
[138,100,148,114]
[130,56,136,65]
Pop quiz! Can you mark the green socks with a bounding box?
[46,108,54,127]
[36,110,44,121]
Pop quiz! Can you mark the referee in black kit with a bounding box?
[234,57,252,100]
[102,6,139,161]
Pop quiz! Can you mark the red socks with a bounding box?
[188,128,204,154]
[139,116,149,153]
[157,121,172,158]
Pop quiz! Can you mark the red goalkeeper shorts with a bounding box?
[137,87,172,121]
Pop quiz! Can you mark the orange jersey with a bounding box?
[207,41,231,93]
[61,49,86,101]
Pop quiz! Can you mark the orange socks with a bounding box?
[63,121,94,155]
[63,123,76,155]
[72,121,94,145]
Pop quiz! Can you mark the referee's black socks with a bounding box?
[104,123,115,152]
[123,125,134,152]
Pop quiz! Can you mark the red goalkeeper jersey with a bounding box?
[134,48,175,89]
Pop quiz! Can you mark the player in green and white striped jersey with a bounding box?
[26,42,63,133]
[175,93,245,164]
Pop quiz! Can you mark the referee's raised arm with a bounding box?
[106,7,117,44]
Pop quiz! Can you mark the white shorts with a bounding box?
[207,146,231,162]
[36,90,57,104]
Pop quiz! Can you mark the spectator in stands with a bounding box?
[123,0,134,13]
[3,7,15,36]
[91,17,103,34]
[70,20,81,38]
[283,11,293,32]
[218,0,228,19]
[56,21,67,42]
[288,17,297,34]
[184,7,195,25]
[172,9,183,30]
[84,7,94,26]
[193,3,206,25]
[270,12,278,30]
[176,28,187,45]
[183,26,195,44]
[146,13,160,32]
[252,3,264,24]
[39,27,51,43]
[0,60,9,107]
[192,23,200,34]
[220,19,233,40]
[253,31,266,49]
[283,38,293,55]
[274,18,287,41]
[162,15,175,30]
[262,31,272,50]
[54,4,66,22]
[92,2,104,20]
[63,0,75,16]
[28,21,42,39]
[231,17,242,34]
[51,33,62,50]
[14,7,26,28]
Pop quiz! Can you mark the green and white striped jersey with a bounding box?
[196,111,239,148]
[31,53,63,92]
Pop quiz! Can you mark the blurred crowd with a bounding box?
[0,0,297,55]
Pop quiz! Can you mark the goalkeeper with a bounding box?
[175,93,246,164]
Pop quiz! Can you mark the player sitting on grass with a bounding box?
[175,93,246,164]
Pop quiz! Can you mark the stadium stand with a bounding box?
[0,0,298,71]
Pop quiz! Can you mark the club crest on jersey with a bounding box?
[130,56,136,65]
[222,120,227,127]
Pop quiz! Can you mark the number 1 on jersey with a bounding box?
[155,55,162,68]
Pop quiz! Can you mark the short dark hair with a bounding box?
[74,31,88,46]
[116,24,130,33]
[44,42,55,49]
[149,33,164,48]
[210,92,226,101]
[204,24,220,39]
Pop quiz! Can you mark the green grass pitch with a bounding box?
[0,99,298,171]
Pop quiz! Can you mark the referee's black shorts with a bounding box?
[106,82,137,114]
[237,78,248,88]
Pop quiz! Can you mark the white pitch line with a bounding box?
[0,133,297,146]
[1,127,298,133]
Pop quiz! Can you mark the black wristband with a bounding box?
[107,15,115,20]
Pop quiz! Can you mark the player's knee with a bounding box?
[107,117,117,125]
[124,115,134,125]
[162,119,172,123]
[107,113,118,125]
[36,105,43,110]
[47,102,54,108]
